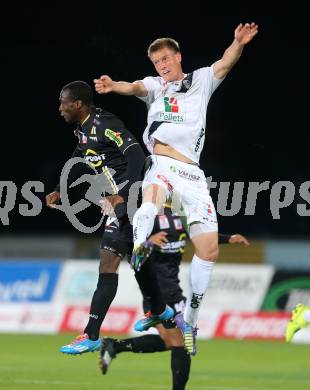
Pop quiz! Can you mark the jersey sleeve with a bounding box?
[134,76,160,106]
[196,65,224,98]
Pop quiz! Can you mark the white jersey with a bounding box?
[136,65,223,163]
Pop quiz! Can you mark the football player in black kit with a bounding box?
[99,201,249,390]
[46,81,173,354]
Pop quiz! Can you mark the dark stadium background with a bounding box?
[1,2,309,239]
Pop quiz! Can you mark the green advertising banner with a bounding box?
[261,271,310,311]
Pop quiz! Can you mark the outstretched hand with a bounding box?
[94,75,114,94]
[234,23,258,45]
[229,234,250,246]
[45,191,60,208]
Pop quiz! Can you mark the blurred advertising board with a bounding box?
[179,264,275,311]
[214,311,290,340]
[0,303,64,333]
[261,270,310,311]
[0,260,62,302]
[60,305,138,334]
[54,260,143,306]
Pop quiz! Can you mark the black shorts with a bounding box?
[100,215,133,259]
[142,252,186,329]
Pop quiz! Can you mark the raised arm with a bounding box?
[94,75,148,97]
[213,22,258,79]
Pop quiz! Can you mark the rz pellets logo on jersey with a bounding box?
[164,96,179,113]
[105,129,123,147]
[159,97,184,122]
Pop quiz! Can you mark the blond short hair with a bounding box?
[147,38,180,57]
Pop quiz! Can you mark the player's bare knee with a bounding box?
[99,250,120,273]
[196,246,218,261]
[210,246,219,261]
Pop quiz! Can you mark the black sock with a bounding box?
[114,335,167,354]
[171,347,191,390]
[84,273,118,340]
[135,259,165,315]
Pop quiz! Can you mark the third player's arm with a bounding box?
[219,233,250,246]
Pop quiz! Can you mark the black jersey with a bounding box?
[152,207,187,255]
[56,107,145,199]
[151,206,230,255]
[144,206,231,312]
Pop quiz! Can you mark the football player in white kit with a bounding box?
[94,22,258,354]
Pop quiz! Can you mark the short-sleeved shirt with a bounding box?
[136,65,223,163]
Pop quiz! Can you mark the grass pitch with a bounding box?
[0,333,309,390]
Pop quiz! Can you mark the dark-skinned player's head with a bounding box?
[59,81,94,123]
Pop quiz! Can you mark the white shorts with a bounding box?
[142,155,218,231]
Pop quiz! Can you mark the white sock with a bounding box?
[132,202,158,246]
[184,255,214,327]
[304,310,310,322]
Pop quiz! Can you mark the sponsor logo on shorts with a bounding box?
[190,293,204,309]
[177,170,200,181]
